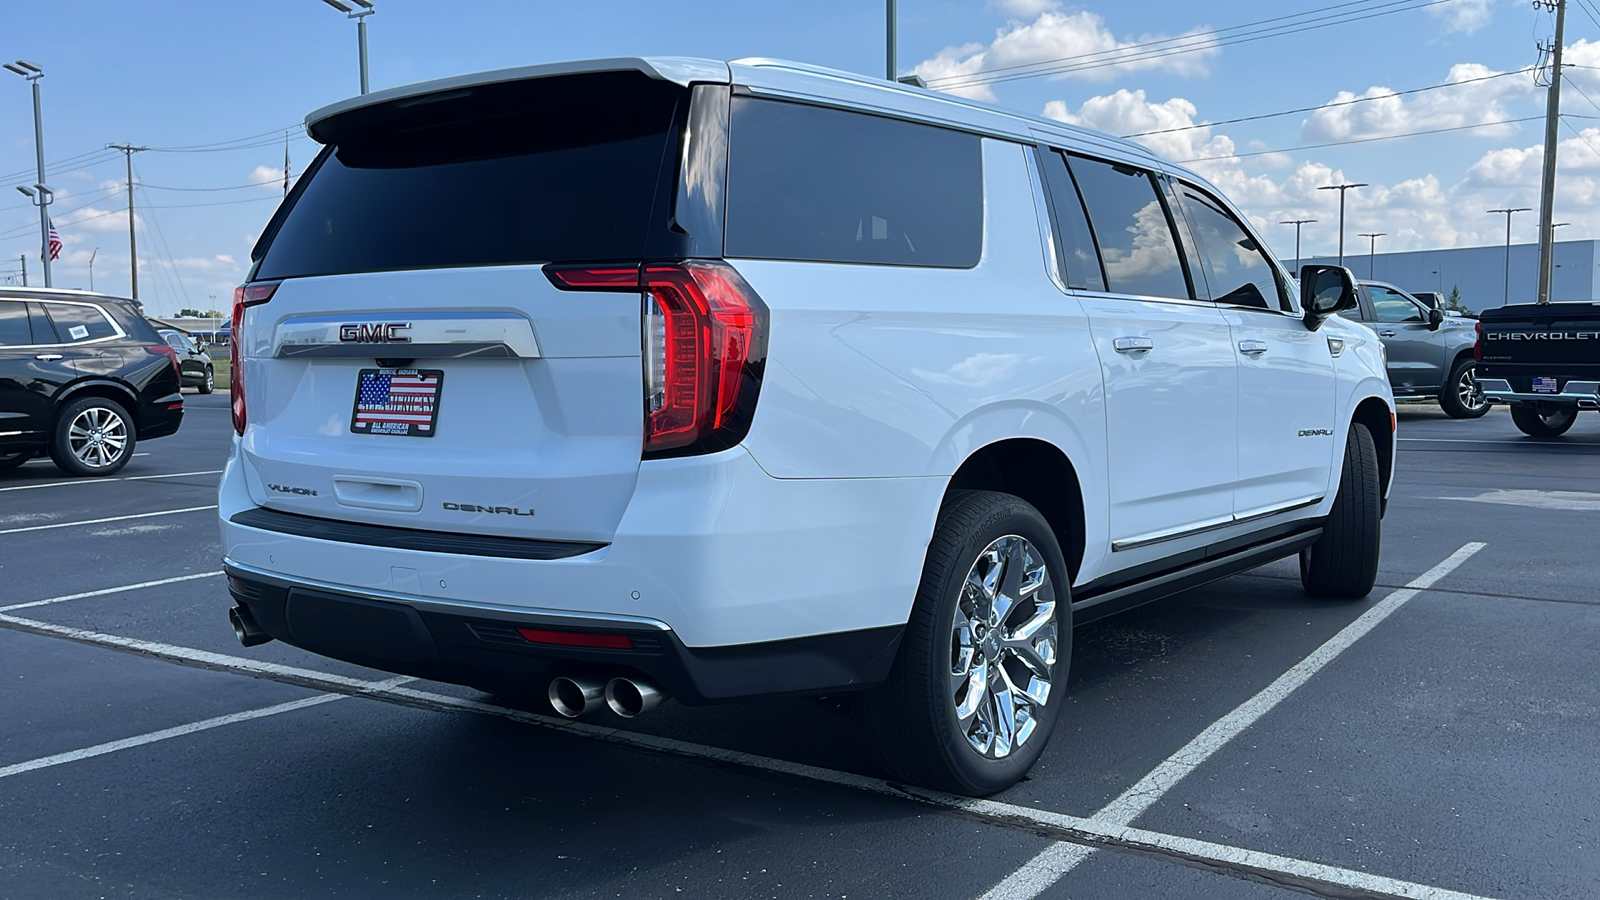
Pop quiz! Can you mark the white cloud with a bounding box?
[1044,90,1234,165]
[1300,63,1534,143]
[914,11,1220,101]
[1428,0,1492,35]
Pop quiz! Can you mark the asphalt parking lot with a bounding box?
[1,396,1597,900]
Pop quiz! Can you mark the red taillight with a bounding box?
[515,627,634,650]
[545,261,769,458]
[231,281,280,435]
[147,344,180,381]
[1474,320,1483,362]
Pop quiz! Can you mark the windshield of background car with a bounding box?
[254,72,684,279]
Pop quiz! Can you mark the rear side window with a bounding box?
[1037,149,1106,292]
[0,302,29,346]
[1176,183,1291,311]
[724,98,982,268]
[255,72,684,279]
[42,302,117,343]
[1066,155,1190,300]
[25,303,57,343]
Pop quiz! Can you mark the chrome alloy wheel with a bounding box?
[950,534,1058,760]
[67,406,129,469]
[1457,364,1486,412]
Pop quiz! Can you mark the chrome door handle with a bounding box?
[34,354,63,361]
[1238,340,1268,355]
[1379,330,1397,337]
[1113,337,1154,353]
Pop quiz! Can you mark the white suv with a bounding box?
[220,57,1394,795]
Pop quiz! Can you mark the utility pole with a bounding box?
[107,144,147,302]
[1280,219,1317,273]
[1358,233,1386,278]
[1318,183,1367,267]
[5,61,52,288]
[886,0,897,81]
[283,131,291,198]
[1488,207,1531,306]
[19,254,26,287]
[88,247,97,292]
[1536,0,1567,304]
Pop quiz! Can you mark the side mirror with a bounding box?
[1427,307,1445,329]
[1299,264,1359,332]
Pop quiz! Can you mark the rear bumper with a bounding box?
[138,396,185,440]
[1480,378,1600,409]
[224,561,902,703]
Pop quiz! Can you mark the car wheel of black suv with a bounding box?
[1510,403,1577,438]
[1439,358,1489,419]
[862,490,1070,796]
[1300,423,1381,599]
[198,366,215,394]
[0,450,31,470]
[49,396,137,477]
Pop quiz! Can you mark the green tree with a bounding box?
[176,307,205,318]
[1445,285,1474,317]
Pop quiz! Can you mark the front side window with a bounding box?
[0,302,30,347]
[724,98,983,268]
[1369,286,1425,323]
[42,302,117,343]
[1177,184,1291,312]
[164,332,187,351]
[1065,155,1190,300]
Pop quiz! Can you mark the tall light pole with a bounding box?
[1280,218,1317,273]
[5,60,52,288]
[886,0,898,81]
[1488,207,1531,306]
[1536,0,1567,305]
[323,0,375,94]
[1357,233,1386,278]
[1318,183,1367,267]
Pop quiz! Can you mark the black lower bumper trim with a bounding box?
[224,566,903,704]
[229,507,605,561]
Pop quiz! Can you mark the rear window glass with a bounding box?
[724,98,982,268]
[255,72,683,279]
[26,302,57,343]
[43,302,117,342]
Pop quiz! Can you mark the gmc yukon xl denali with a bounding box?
[220,57,1396,795]
[1478,301,1600,436]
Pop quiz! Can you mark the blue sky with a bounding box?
[3,0,1593,314]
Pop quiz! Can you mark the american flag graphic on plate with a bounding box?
[350,368,443,437]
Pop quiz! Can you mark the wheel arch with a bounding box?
[56,380,142,430]
[944,438,1087,584]
[1350,395,1394,502]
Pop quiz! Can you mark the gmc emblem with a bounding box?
[339,322,412,343]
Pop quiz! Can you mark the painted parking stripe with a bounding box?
[0,571,224,614]
[0,676,413,781]
[0,586,1495,900]
[0,469,223,493]
[0,505,217,535]
[979,542,1487,900]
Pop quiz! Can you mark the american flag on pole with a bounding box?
[46,220,61,261]
[350,369,443,437]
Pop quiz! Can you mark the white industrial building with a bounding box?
[1294,239,1599,314]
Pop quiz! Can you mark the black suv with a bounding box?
[158,328,216,394]
[0,288,185,476]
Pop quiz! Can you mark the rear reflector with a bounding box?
[516,627,634,650]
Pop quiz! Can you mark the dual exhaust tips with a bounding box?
[548,675,664,719]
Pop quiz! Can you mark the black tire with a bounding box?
[1438,358,1489,419]
[49,396,136,478]
[1510,403,1577,438]
[0,450,31,470]
[198,366,215,394]
[1300,423,1381,599]
[861,490,1071,796]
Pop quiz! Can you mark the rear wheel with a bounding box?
[1439,359,1489,419]
[49,396,136,477]
[862,491,1070,796]
[198,366,215,394]
[1510,403,1577,437]
[1300,423,1381,599]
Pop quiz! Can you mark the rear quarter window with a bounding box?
[42,302,118,343]
[724,98,982,268]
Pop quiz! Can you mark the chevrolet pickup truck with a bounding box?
[1477,301,1600,436]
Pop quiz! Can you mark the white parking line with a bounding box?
[0,469,223,493]
[0,571,224,614]
[0,568,1496,900]
[979,542,1487,900]
[0,505,217,535]
[0,675,414,781]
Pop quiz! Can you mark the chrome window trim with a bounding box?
[1022,145,1068,294]
[1065,289,1217,310]
[3,297,128,349]
[1111,495,1324,552]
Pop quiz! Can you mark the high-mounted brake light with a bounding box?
[545,261,769,458]
[230,280,280,436]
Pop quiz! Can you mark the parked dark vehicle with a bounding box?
[1477,301,1600,437]
[1339,280,1486,418]
[158,328,216,393]
[0,288,185,476]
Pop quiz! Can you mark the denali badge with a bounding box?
[267,483,318,496]
[443,502,535,516]
[1298,429,1334,437]
[339,322,412,343]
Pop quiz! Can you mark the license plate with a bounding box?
[1532,376,1559,394]
[350,368,443,437]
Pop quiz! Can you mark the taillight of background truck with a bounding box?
[545,261,769,458]
[230,281,280,435]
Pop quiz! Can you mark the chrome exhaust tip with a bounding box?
[547,675,606,718]
[604,676,665,718]
[228,605,274,647]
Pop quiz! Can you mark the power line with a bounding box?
[138,177,286,193]
[1123,68,1528,137]
[1179,114,1542,162]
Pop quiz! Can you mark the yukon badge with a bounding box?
[267,483,318,496]
[339,322,412,343]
